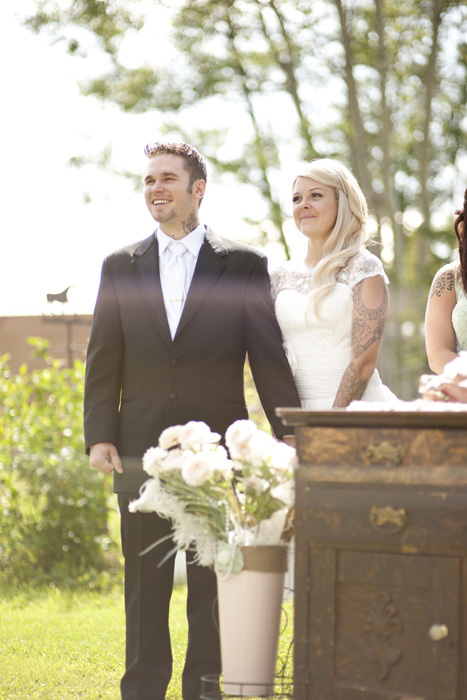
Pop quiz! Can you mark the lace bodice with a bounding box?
[270,249,394,408]
[453,267,467,352]
[270,248,389,300]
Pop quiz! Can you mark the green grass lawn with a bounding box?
[0,585,293,699]
[0,584,187,699]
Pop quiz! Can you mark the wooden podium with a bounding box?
[277,408,467,700]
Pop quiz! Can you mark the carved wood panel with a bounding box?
[299,547,460,699]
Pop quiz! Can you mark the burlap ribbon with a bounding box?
[240,545,288,573]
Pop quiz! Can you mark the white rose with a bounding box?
[211,445,234,478]
[182,453,216,487]
[243,430,277,467]
[161,448,192,472]
[243,474,269,494]
[269,441,297,471]
[178,421,220,450]
[159,425,183,450]
[142,446,168,476]
[225,419,257,459]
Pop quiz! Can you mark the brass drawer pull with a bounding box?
[429,624,449,641]
[369,506,408,533]
[365,441,405,467]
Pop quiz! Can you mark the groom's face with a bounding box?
[144,153,205,230]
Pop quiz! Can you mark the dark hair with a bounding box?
[455,187,467,293]
[144,141,207,186]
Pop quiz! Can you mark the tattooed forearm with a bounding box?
[333,278,388,407]
[351,280,388,357]
[182,211,199,235]
[429,271,455,299]
[333,363,369,407]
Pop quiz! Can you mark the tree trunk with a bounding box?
[332,0,376,211]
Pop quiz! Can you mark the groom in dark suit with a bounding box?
[84,142,300,700]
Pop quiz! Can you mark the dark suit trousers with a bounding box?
[118,494,221,700]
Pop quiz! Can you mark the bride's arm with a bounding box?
[333,275,389,408]
[424,264,458,374]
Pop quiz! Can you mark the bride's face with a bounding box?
[292,177,338,242]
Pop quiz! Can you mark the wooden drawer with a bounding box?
[296,426,467,488]
[296,485,467,553]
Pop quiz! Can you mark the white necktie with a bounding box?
[162,241,187,335]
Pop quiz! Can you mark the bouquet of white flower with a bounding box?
[129,419,297,575]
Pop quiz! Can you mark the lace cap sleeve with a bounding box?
[339,249,389,288]
[270,264,288,301]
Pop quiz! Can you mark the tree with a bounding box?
[24,0,467,397]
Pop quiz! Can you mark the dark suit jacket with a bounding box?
[84,228,301,492]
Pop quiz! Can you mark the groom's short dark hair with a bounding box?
[144,141,207,187]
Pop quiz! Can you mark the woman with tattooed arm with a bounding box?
[425,189,467,374]
[271,158,396,408]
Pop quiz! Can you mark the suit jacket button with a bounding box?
[170,359,178,367]
[169,392,177,400]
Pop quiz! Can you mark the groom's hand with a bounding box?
[90,442,124,474]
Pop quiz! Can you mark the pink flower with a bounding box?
[182,453,216,487]
[159,425,183,450]
[241,430,277,467]
[269,441,297,470]
[225,419,257,459]
[244,474,269,494]
[211,445,234,478]
[163,448,192,471]
[178,421,220,450]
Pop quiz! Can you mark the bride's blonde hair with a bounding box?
[293,158,369,318]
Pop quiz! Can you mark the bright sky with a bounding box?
[0,1,303,319]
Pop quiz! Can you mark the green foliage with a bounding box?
[244,361,268,432]
[0,340,119,587]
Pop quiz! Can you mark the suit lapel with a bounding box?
[131,234,172,348]
[174,228,228,339]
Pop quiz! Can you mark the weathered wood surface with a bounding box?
[291,410,467,700]
[296,426,467,487]
[277,407,467,430]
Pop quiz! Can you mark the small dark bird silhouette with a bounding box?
[46,286,73,304]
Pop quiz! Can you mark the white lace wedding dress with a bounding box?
[271,249,396,408]
[453,267,467,352]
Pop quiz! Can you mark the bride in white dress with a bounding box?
[271,158,396,409]
[425,187,467,374]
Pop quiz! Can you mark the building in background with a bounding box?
[0,315,92,373]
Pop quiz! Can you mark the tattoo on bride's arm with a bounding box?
[333,363,368,407]
[429,271,455,299]
[334,279,387,407]
[352,280,388,359]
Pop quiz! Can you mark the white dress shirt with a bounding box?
[157,225,206,338]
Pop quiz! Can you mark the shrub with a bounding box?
[0,339,120,587]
